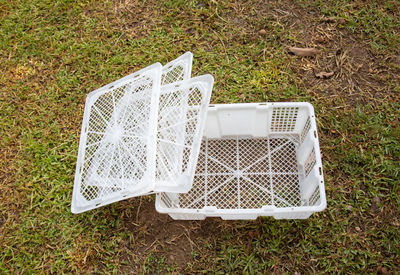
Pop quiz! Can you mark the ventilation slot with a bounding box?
[308,186,320,206]
[304,148,316,177]
[300,117,311,144]
[270,107,299,133]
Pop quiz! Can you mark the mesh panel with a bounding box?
[179,136,303,209]
[300,117,311,143]
[179,176,206,208]
[162,65,185,85]
[271,107,299,132]
[309,186,320,206]
[78,76,156,203]
[270,138,297,172]
[304,148,316,177]
[272,174,300,207]
[155,82,209,185]
[207,175,238,209]
[240,174,272,208]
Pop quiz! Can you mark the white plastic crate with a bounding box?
[72,53,213,213]
[156,103,327,220]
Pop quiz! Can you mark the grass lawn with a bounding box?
[0,0,399,273]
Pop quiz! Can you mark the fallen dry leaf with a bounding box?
[322,16,336,23]
[321,16,346,24]
[377,266,388,275]
[248,230,260,238]
[258,29,266,36]
[345,205,353,211]
[289,47,320,56]
[315,71,334,79]
[315,36,327,43]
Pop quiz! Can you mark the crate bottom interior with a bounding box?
[161,135,320,211]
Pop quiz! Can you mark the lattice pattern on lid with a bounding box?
[72,63,162,213]
[155,75,214,192]
[72,52,213,213]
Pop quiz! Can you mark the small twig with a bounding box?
[144,240,158,252]
[135,197,142,223]
[274,8,291,16]
[212,29,229,64]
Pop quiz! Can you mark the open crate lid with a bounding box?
[71,52,213,213]
[71,63,162,213]
[155,74,214,193]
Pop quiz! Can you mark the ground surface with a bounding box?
[0,0,399,273]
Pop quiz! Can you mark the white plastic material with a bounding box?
[72,63,162,213]
[155,75,213,193]
[161,52,192,85]
[156,103,326,220]
[72,52,213,213]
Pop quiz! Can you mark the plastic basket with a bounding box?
[72,53,213,213]
[156,103,326,220]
